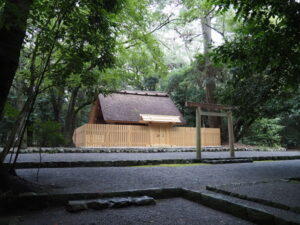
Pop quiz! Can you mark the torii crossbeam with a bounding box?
[186,102,235,159]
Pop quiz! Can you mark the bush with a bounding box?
[241,118,283,147]
[280,114,300,149]
[31,120,65,147]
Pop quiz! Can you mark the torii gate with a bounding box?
[186,102,235,159]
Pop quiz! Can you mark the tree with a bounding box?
[106,0,168,90]
[161,63,205,126]
[178,0,233,127]
[0,0,123,166]
[241,118,283,147]
[0,0,32,120]
[279,89,300,148]
[210,0,300,141]
[0,0,170,150]
[213,0,300,93]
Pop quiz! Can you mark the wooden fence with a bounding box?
[73,124,221,147]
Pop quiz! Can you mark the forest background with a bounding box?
[1,0,299,150]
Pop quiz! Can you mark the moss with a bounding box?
[289,180,300,184]
[132,163,210,168]
[253,160,276,163]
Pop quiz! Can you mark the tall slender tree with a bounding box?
[0,0,32,120]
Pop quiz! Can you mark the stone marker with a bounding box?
[133,196,156,206]
[109,197,133,208]
[66,200,88,212]
[86,199,110,210]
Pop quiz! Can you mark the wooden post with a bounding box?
[227,111,235,157]
[196,107,202,159]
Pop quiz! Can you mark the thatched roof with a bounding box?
[98,90,185,125]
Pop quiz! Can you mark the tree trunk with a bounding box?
[0,87,36,163]
[64,87,80,146]
[201,15,220,128]
[234,118,255,142]
[0,0,32,120]
[50,88,64,122]
[26,123,34,146]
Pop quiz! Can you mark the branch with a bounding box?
[205,23,225,37]
[147,14,176,35]
[205,6,217,18]
[123,13,180,49]
[174,27,203,43]
[74,99,94,115]
[38,84,56,94]
[157,39,172,50]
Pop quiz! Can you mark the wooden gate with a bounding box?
[150,125,170,146]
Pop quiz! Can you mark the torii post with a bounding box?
[186,102,235,159]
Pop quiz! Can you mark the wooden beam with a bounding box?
[200,111,227,117]
[196,107,202,159]
[185,102,233,110]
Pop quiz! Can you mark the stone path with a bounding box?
[6,151,300,163]
[18,198,253,225]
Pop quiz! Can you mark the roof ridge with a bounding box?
[116,90,168,97]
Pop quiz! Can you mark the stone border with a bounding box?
[0,146,286,154]
[181,189,300,225]
[66,196,156,212]
[1,187,299,225]
[206,180,300,214]
[4,158,253,169]
[5,155,300,169]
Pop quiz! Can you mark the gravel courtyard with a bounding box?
[6,151,300,163]
[16,160,300,194]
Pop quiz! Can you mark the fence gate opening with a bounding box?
[186,102,235,159]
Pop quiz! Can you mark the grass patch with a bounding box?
[132,163,210,168]
[254,160,277,163]
[289,180,300,184]
[289,178,300,184]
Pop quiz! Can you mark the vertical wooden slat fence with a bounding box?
[73,124,220,147]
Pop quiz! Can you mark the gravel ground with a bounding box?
[17,160,300,194]
[215,179,300,210]
[6,151,300,163]
[11,159,300,225]
[17,198,253,225]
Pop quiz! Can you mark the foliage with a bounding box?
[108,43,167,90]
[31,120,65,146]
[161,54,227,126]
[1,0,169,147]
[209,0,300,142]
[212,0,300,92]
[279,91,300,148]
[161,64,205,126]
[142,76,159,91]
[0,103,19,145]
[107,0,168,89]
[280,114,300,149]
[241,118,283,147]
[217,70,294,141]
[2,0,300,150]
[26,0,122,88]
